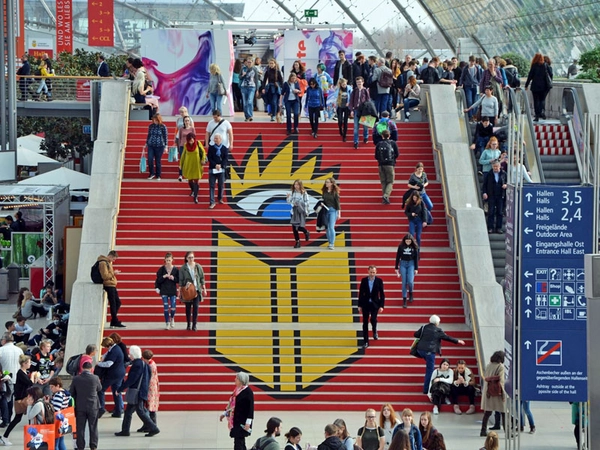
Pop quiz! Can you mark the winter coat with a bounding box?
[481,361,506,412]
[179,142,205,180]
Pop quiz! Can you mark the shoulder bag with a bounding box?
[218,75,227,96]
[125,364,145,405]
[410,326,424,358]
[544,64,553,89]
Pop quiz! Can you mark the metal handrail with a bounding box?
[14,75,118,102]
[505,87,546,183]
[455,88,483,205]
[562,87,590,184]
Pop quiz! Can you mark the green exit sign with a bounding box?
[304,9,318,18]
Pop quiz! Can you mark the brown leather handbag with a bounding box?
[180,283,197,302]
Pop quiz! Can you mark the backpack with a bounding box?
[35,399,55,424]
[376,140,395,164]
[251,437,276,450]
[485,375,503,398]
[378,68,393,88]
[65,353,83,376]
[375,118,390,135]
[505,67,520,88]
[91,260,104,284]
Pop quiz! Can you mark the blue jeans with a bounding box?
[400,260,415,298]
[147,145,163,177]
[464,86,478,118]
[36,79,48,95]
[409,217,424,246]
[421,192,433,211]
[209,92,223,115]
[241,86,255,119]
[353,114,369,144]
[266,85,280,117]
[326,208,337,246]
[162,295,176,323]
[55,436,67,450]
[418,350,436,394]
[475,136,490,154]
[284,99,299,131]
[520,401,535,428]
[209,171,225,204]
[0,395,8,425]
[404,98,420,119]
[376,93,390,116]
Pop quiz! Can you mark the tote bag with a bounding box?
[139,148,147,173]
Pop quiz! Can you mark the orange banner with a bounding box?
[88,0,113,47]
[56,0,72,54]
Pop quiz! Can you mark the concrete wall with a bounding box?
[64,81,130,365]
[425,85,505,373]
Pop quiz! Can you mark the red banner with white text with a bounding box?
[56,0,73,54]
[88,0,113,47]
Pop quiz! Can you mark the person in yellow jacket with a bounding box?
[35,60,54,101]
[179,133,206,204]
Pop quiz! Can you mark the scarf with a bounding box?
[214,143,223,157]
[185,141,197,152]
[226,385,246,430]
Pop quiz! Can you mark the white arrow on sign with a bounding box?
[525,296,532,305]
[524,227,533,234]
[525,243,532,252]
[524,210,533,217]
[524,271,533,278]
[524,340,532,349]
[525,283,532,292]
[526,193,533,201]
[525,309,532,318]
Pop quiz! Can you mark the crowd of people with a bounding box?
[218,370,525,450]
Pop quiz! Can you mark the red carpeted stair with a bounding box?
[106,118,476,411]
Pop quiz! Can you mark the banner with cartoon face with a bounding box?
[24,425,55,450]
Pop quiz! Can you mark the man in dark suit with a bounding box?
[97,55,110,77]
[333,50,353,87]
[482,160,507,234]
[70,361,102,450]
[357,265,385,349]
[17,55,31,100]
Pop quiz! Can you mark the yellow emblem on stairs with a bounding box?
[210,136,359,396]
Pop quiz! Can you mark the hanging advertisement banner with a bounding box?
[56,0,73,54]
[88,0,114,47]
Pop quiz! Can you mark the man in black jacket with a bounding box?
[333,50,353,87]
[17,55,31,100]
[317,424,345,450]
[357,266,385,348]
[415,315,465,394]
[482,161,507,234]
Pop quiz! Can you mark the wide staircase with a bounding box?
[536,123,580,184]
[107,118,476,411]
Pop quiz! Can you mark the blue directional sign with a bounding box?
[82,125,91,134]
[519,185,592,401]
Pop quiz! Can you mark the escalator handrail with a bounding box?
[562,87,590,184]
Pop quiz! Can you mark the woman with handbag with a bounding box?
[144,113,168,180]
[155,252,179,329]
[114,346,160,438]
[286,179,310,248]
[207,64,227,115]
[178,251,207,331]
[428,359,454,415]
[480,351,507,437]
[176,116,196,181]
[179,133,206,204]
[1,355,34,445]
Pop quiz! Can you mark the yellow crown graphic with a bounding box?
[229,137,339,200]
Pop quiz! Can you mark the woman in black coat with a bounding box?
[525,52,553,121]
[220,372,254,450]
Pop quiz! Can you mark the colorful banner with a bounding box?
[56,0,72,54]
[88,0,113,47]
[140,29,234,116]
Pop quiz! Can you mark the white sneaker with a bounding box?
[0,436,13,445]
[328,245,334,250]
[165,323,170,330]
[147,175,155,180]
[170,318,175,329]
[445,398,452,405]
[433,406,439,415]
